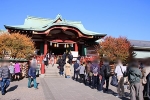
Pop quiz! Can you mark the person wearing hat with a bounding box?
[0,59,10,95]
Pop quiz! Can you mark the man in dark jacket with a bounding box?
[99,58,111,92]
[28,63,38,89]
[73,61,79,81]
[68,52,73,65]
[128,61,143,100]
[0,60,10,95]
[62,52,66,64]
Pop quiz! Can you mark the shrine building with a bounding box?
[4,14,106,57]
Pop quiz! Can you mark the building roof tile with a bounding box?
[129,40,150,48]
[4,14,106,36]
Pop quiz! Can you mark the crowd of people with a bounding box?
[0,57,38,95]
[1,52,150,100]
[54,53,150,100]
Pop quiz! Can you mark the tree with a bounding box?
[99,36,134,63]
[0,33,35,59]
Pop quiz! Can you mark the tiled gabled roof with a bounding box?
[4,14,106,36]
[129,40,150,48]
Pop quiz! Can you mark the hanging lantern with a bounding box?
[64,44,66,48]
[57,43,59,47]
[71,44,73,47]
[50,41,52,46]
[67,44,69,48]
[54,43,57,47]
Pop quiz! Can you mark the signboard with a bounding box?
[71,51,78,61]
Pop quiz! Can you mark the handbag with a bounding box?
[120,66,127,77]
[57,66,60,69]
[110,75,118,87]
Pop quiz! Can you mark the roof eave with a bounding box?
[4,24,107,37]
[133,46,150,50]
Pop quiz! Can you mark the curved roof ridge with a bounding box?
[26,15,51,21]
[65,20,81,24]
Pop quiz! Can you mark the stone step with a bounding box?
[45,73,59,75]
[45,70,58,72]
[44,75,60,78]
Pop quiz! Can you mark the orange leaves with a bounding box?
[0,33,35,59]
[99,36,132,62]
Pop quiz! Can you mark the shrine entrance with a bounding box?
[48,39,76,55]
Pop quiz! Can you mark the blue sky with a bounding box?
[0,0,150,40]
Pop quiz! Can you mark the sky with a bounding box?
[0,0,150,40]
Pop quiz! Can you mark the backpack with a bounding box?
[104,65,111,77]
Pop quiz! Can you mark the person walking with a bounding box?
[43,55,48,67]
[73,61,79,81]
[100,58,111,92]
[0,60,10,95]
[115,60,126,98]
[76,62,86,84]
[14,62,21,81]
[28,62,38,89]
[128,60,143,100]
[8,62,14,82]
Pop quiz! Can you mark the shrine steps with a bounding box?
[44,64,61,78]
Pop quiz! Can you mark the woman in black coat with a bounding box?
[57,56,65,76]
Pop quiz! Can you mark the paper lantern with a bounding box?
[54,43,57,47]
[71,44,73,47]
[64,44,66,48]
[57,44,59,47]
[50,41,52,46]
[67,44,69,48]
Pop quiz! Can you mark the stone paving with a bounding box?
[0,77,130,100]
[0,78,45,100]
[43,77,130,100]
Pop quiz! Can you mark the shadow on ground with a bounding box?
[7,85,18,92]
[71,76,130,100]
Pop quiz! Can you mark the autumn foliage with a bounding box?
[99,36,133,63]
[0,33,35,59]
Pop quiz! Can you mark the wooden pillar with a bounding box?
[41,40,47,74]
[44,40,47,55]
[41,55,45,74]
[75,43,78,51]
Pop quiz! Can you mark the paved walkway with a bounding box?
[0,78,45,100]
[0,77,130,100]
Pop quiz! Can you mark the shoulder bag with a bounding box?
[120,66,127,77]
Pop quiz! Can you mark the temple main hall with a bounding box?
[4,14,106,57]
